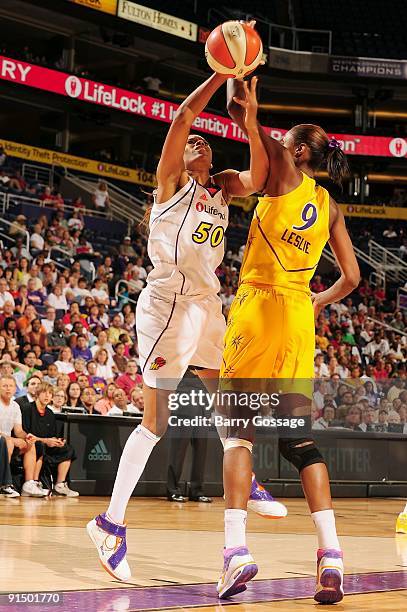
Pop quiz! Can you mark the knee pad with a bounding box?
[224,438,253,453]
[279,438,324,472]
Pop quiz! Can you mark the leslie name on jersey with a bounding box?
[280,229,311,254]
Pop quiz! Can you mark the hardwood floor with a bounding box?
[0,497,406,611]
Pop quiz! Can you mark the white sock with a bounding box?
[107,424,160,524]
[311,509,340,550]
[403,502,407,514]
[225,509,247,549]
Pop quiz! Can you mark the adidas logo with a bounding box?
[88,439,111,462]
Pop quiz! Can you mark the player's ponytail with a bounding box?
[139,206,152,235]
[325,138,349,186]
[290,124,349,187]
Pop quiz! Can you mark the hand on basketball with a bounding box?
[232,77,260,132]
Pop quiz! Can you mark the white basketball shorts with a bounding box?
[136,286,226,389]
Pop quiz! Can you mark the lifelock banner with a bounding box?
[0,55,406,158]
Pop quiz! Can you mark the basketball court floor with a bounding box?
[1,496,406,611]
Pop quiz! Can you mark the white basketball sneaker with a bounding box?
[247,475,288,518]
[87,513,131,581]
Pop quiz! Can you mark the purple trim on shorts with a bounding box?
[141,294,176,374]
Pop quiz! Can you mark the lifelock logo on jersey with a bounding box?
[196,202,226,220]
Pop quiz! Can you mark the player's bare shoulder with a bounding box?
[328,195,340,230]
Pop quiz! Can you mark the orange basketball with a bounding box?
[205,21,263,78]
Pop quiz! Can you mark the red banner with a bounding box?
[1,55,406,158]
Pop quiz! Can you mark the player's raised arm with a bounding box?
[156,73,227,202]
[227,77,300,193]
[311,198,360,317]
[216,78,268,198]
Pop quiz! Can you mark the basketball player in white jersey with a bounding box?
[87,73,285,581]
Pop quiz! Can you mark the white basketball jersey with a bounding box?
[147,177,228,296]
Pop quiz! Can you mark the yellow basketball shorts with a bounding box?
[221,284,315,384]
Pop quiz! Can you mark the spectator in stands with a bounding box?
[72,335,92,361]
[0,278,15,313]
[94,348,115,383]
[50,388,66,413]
[68,358,87,382]
[143,75,162,94]
[92,382,116,415]
[383,225,398,239]
[41,307,56,335]
[54,346,74,374]
[46,319,67,356]
[313,405,336,430]
[116,359,142,399]
[92,181,110,213]
[391,311,405,332]
[91,278,110,306]
[126,386,144,414]
[11,237,31,262]
[47,284,68,312]
[43,363,58,386]
[30,224,45,253]
[0,376,47,497]
[373,358,388,381]
[107,314,124,345]
[8,171,26,192]
[314,354,329,377]
[113,342,128,373]
[65,382,83,411]
[80,386,97,414]
[344,405,363,431]
[24,318,48,352]
[119,236,137,259]
[27,279,46,308]
[359,408,377,432]
[9,215,28,239]
[21,382,78,496]
[107,388,128,416]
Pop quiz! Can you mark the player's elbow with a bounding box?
[344,269,361,291]
[173,105,193,125]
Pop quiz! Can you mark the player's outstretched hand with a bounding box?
[232,77,260,132]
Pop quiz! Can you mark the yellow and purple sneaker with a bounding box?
[217,546,258,599]
[314,548,344,604]
[247,476,288,518]
[87,512,131,581]
[396,512,407,534]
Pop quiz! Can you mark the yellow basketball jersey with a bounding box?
[240,172,330,292]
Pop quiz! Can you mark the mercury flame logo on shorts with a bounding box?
[150,356,166,370]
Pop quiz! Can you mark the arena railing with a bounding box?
[368,240,407,285]
[4,191,109,220]
[323,245,386,291]
[0,217,30,253]
[114,279,142,306]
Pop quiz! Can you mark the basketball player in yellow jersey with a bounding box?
[216,76,360,603]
